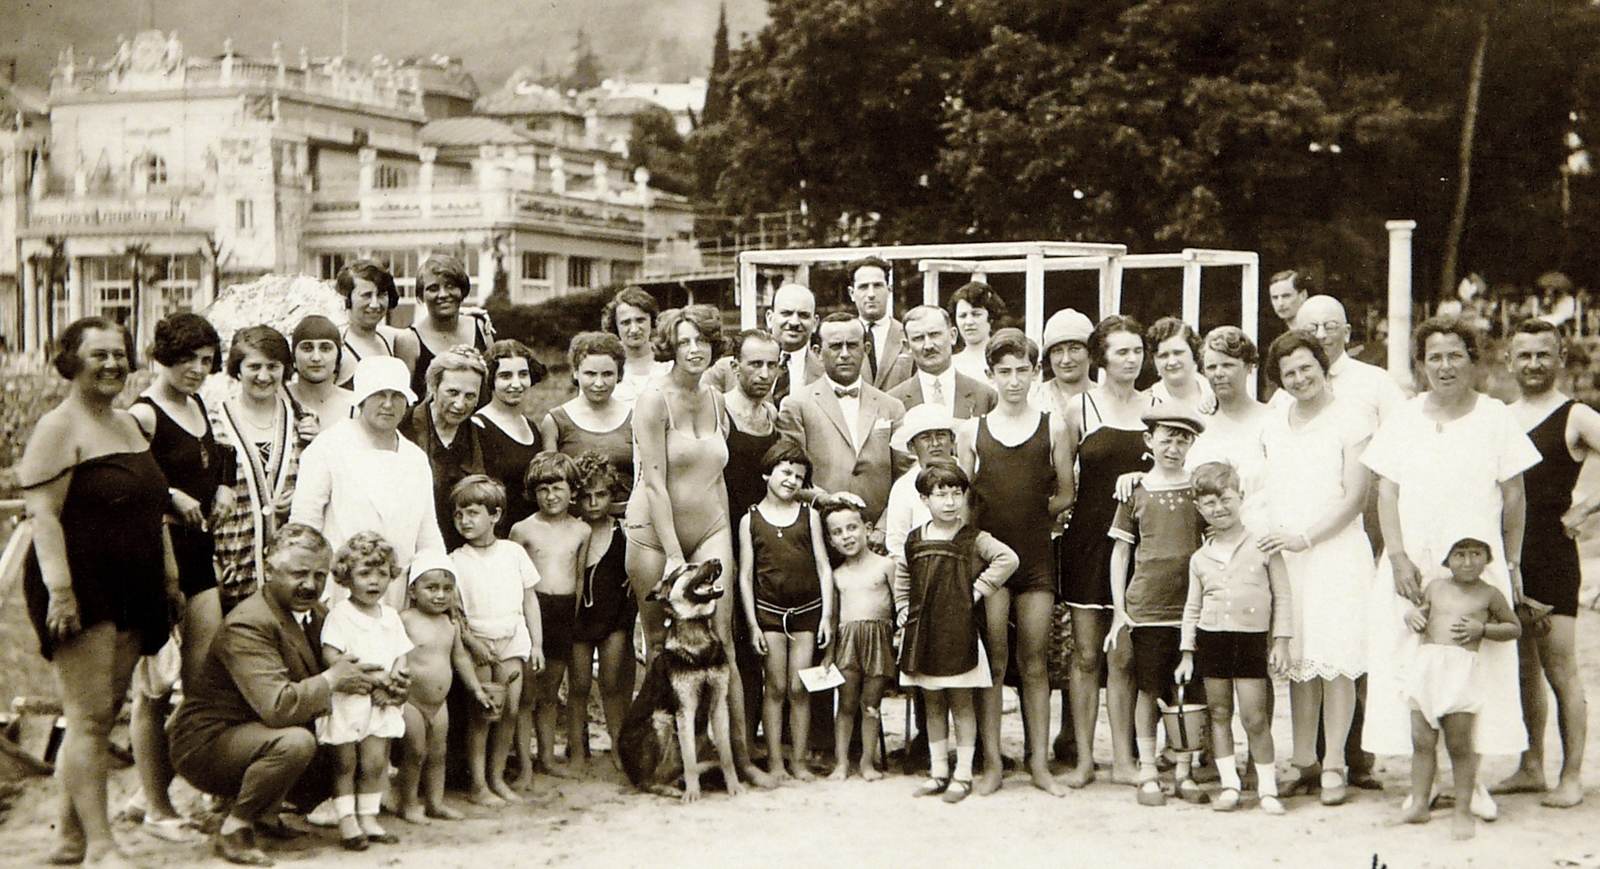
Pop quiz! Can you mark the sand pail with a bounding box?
[1158,683,1207,753]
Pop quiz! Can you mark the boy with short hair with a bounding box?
[1109,404,1208,806]
[449,475,543,806]
[1395,537,1521,839]
[511,452,591,781]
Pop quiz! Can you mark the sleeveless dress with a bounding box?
[338,326,395,389]
[748,503,823,634]
[724,407,780,536]
[474,411,542,533]
[404,402,484,552]
[25,451,173,660]
[550,404,634,502]
[135,395,227,596]
[973,412,1056,597]
[574,520,637,643]
[899,525,991,687]
[409,319,489,402]
[623,387,729,555]
[1522,400,1583,616]
[1057,391,1154,607]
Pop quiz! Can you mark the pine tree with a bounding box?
[702,4,731,126]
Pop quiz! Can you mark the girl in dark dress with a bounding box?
[539,332,635,503]
[569,454,637,772]
[476,340,548,533]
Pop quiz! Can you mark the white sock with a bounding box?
[1176,752,1193,781]
[928,739,949,779]
[219,815,251,836]
[1216,755,1241,791]
[954,746,975,781]
[1137,737,1159,776]
[333,794,357,819]
[355,792,382,817]
[1255,763,1279,798]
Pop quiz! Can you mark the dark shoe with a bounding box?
[1283,763,1322,797]
[913,777,950,797]
[340,834,369,851]
[214,827,273,867]
[255,817,307,841]
[941,779,973,804]
[1348,769,1384,791]
[365,831,400,845]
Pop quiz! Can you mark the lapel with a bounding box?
[266,590,323,675]
[953,374,977,416]
[854,388,887,458]
[874,319,904,387]
[813,379,854,452]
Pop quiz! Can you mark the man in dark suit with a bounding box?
[776,313,906,526]
[847,255,913,392]
[888,305,998,419]
[705,282,822,404]
[170,524,386,866]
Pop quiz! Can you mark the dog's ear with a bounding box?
[645,568,674,601]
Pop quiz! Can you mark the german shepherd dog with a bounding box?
[617,560,747,801]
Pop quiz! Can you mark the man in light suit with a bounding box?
[704,282,822,404]
[170,525,386,866]
[777,313,906,526]
[888,305,998,419]
[847,255,913,392]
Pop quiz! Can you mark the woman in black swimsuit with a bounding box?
[335,259,418,388]
[411,254,491,401]
[476,340,548,533]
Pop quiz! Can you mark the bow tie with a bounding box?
[833,385,860,399]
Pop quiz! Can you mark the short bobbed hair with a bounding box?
[150,312,222,372]
[52,317,138,379]
[226,325,293,380]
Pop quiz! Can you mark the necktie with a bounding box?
[930,377,946,406]
[775,352,792,402]
[301,614,323,666]
[834,385,860,399]
[861,321,878,383]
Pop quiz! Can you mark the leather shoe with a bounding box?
[214,827,273,867]
[1348,769,1384,791]
[341,834,369,851]
[255,817,307,841]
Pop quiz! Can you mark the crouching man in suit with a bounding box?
[170,524,388,866]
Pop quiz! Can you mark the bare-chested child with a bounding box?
[398,553,491,824]
[1394,537,1521,840]
[510,451,591,781]
[450,475,544,805]
[820,494,897,782]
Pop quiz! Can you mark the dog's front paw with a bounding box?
[682,780,702,803]
[726,777,748,797]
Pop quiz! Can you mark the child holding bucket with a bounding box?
[1175,462,1292,814]
[449,475,544,806]
[1107,404,1208,806]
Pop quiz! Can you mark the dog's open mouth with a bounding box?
[685,560,724,603]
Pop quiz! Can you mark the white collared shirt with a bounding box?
[785,346,811,389]
[917,367,956,408]
[832,377,864,448]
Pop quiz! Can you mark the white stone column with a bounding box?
[21,252,37,350]
[67,254,83,319]
[357,147,376,222]
[1386,220,1417,386]
[419,146,436,219]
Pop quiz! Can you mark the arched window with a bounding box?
[373,164,405,189]
[137,153,167,187]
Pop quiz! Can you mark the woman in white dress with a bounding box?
[1361,317,1538,799]
[1187,327,1271,533]
[1258,331,1375,805]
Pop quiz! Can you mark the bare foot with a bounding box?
[400,804,430,825]
[1109,763,1141,787]
[426,804,465,821]
[1031,764,1066,797]
[80,848,138,869]
[1392,797,1431,826]
[1452,812,1475,840]
[489,778,524,803]
[793,760,818,783]
[1542,780,1585,808]
[45,841,86,865]
[827,765,849,782]
[468,787,506,807]
[976,766,1003,796]
[568,754,589,776]
[861,764,884,782]
[768,763,792,784]
[1489,768,1547,795]
[1063,764,1096,789]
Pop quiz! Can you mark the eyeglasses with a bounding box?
[1306,321,1347,335]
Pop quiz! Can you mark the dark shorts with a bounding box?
[754,597,822,635]
[537,593,577,659]
[1130,626,1203,705]
[1522,523,1581,618]
[170,523,219,597]
[1193,629,1270,681]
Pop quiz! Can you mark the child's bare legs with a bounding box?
[1397,710,1438,826]
[1015,590,1061,795]
[1134,690,1161,783]
[1104,628,1138,784]
[1233,678,1276,773]
[920,688,952,789]
[949,688,978,785]
[1207,678,1238,788]
[399,702,460,823]
[535,657,570,777]
[977,587,1010,796]
[397,703,431,823]
[859,677,887,780]
[597,628,636,771]
[354,736,393,840]
[785,632,817,781]
[761,632,791,780]
[569,643,595,774]
[472,661,522,804]
[129,689,182,822]
[332,742,364,841]
[831,669,863,781]
[1441,711,1479,839]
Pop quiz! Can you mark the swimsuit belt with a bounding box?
[756,598,823,639]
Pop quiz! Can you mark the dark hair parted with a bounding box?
[653,304,724,363]
[419,254,471,299]
[1264,329,1329,387]
[486,339,547,386]
[525,450,581,495]
[816,495,866,531]
[949,281,1008,321]
[151,312,222,371]
[846,255,891,282]
[1270,269,1313,295]
[336,259,399,310]
[601,287,660,336]
[985,327,1038,369]
[1203,326,1258,369]
[760,440,812,478]
[52,316,138,379]
[1147,316,1201,364]
[226,325,294,379]
[450,473,506,513]
[567,330,626,374]
[1413,315,1484,363]
[1191,461,1243,499]
[1087,314,1146,369]
[915,460,970,496]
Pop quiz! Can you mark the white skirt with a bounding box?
[899,640,992,690]
[317,692,407,745]
[1282,520,1373,682]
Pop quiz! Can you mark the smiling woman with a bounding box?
[406,348,490,551]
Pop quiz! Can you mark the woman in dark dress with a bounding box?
[126,312,231,839]
[21,317,176,867]
[475,340,548,533]
[1055,315,1155,789]
[539,332,634,498]
[409,255,492,401]
[404,347,488,551]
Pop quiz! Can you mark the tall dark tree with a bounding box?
[702,4,732,126]
[563,28,605,93]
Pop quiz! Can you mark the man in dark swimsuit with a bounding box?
[1497,318,1597,808]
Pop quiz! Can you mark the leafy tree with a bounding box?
[630,105,695,196]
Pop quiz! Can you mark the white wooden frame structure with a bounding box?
[737,242,1261,346]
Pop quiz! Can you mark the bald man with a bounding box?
[704,283,822,404]
[1272,294,1408,430]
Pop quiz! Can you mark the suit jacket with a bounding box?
[169,589,333,757]
[888,370,999,420]
[776,377,905,523]
[864,318,914,392]
[703,350,825,406]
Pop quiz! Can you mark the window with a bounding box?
[370,249,420,297]
[374,164,406,189]
[567,256,594,290]
[521,252,549,281]
[236,199,254,230]
[137,154,167,187]
[85,257,135,325]
[152,255,202,317]
[318,253,347,280]
[50,281,71,337]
